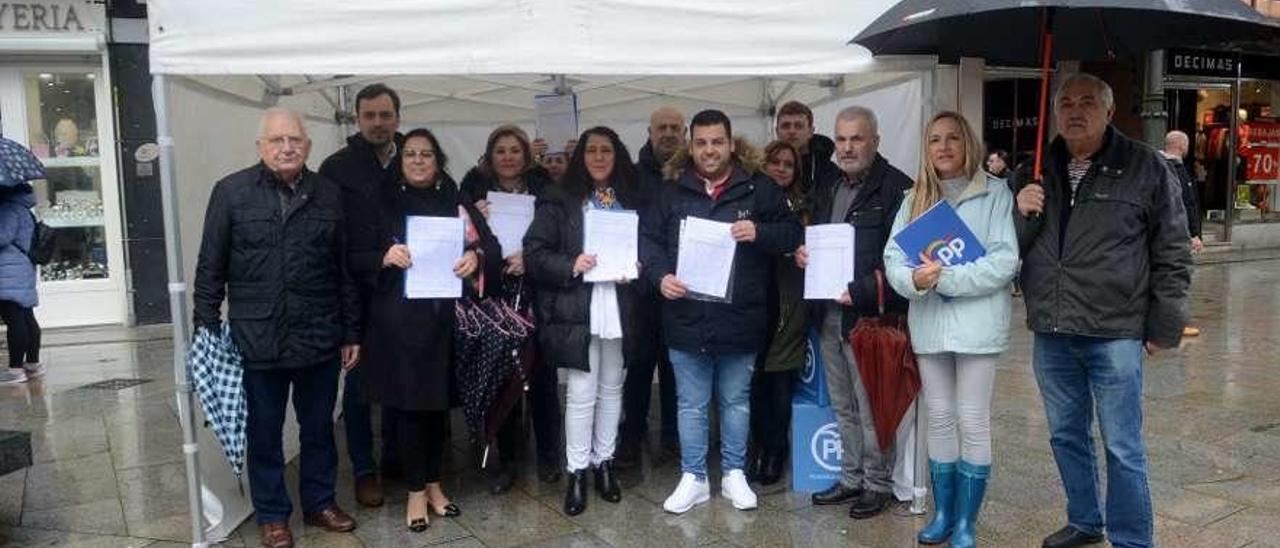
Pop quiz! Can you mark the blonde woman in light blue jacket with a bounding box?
[884,111,1018,548]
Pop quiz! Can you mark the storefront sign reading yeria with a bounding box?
[0,2,100,33]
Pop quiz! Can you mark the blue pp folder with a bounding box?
[892,200,986,268]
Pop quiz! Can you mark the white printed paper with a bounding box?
[676,217,737,300]
[404,216,464,299]
[534,93,579,154]
[583,209,639,283]
[487,191,536,257]
[804,223,856,300]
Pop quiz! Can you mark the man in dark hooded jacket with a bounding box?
[318,83,404,508]
[618,106,686,466]
[775,100,840,190]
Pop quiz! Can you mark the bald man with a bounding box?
[1162,130,1202,338]
[1162,131,1202,252]
[617,106,686,467]
[194,108,361,548]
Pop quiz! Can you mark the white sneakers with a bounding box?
[0,363,45,385]
[663,470,758,514]
[663,473,710,514]
[0,368,27,385]
[720,469,758,511]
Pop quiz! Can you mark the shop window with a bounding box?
[23,72,109,281]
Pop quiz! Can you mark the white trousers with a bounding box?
[917,352,998,465]
[564,336,625,472]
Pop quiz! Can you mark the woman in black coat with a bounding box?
[523,126,643,516]
[459,125,563,491]
[361,128,502,532]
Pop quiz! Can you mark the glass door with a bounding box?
[1166,83,1234,244]
[0,63,126,327]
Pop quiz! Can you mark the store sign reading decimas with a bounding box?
[1244,122,1280,183]
[0,2,101,33]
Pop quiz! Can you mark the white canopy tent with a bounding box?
[146,1,938,545]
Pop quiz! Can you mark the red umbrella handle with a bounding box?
[1034,10,1055,185]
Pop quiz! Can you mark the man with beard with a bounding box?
[617,106,685,467]
[798,105,912,519]
[318,83,404,508]
[774,101,839,189]
[640,109,801,514]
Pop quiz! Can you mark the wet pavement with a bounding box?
[1,258,1279,547]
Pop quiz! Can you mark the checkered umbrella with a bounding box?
[187,324,247,476]
[0,137,47,188]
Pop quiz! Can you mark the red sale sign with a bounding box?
[1243,122,1280,183]
[1245,147,1279,182]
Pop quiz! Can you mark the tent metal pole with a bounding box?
[153,73,208,548]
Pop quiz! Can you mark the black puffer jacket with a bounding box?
[809,154,913,334]
[801,134,840,191]
[637,141,666,189]
[1014,126,1191,348]
[640,141,802,355]
[524,184,644,371]
[458,164,552,208]
[318,133,403,305]
[193,163,360,370]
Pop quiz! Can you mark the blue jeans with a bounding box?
[1032,334,1152,548]
[341,368,398,478]
[668,349,755,480]
[245,360,340,524]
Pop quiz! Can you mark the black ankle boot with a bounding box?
[564,469,588,516]
[488,463,516,495]
[757,448,786,486]
[594,460,621,503]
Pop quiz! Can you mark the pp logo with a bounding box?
[810,422,843,472]
[926,237,967,266]
[800,338,817,383]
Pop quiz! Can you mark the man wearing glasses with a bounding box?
[194,108,362,548]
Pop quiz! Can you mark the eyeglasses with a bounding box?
[262,135,307,149]
[403,149,435,160]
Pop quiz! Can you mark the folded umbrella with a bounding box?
[187,324,247,476]
[453,287,535,452]
[0,137,47,188]
[849,271,920,453]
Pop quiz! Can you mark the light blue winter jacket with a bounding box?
[0,190,38,308]
[884,172,1018,355]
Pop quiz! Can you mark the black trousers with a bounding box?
[620,313,677,444]
[244,360,340,524]
[397,409,447,491]
[750,369,795,453]
[496,357,560,466]
[0,301,40,369]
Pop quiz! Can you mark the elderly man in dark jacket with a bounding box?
[318,83,403,508]
[799,105,912,519]
[194,108,362,548]
[617,106,685,467]
[1014,73,1190,548]
[641,109,801,514]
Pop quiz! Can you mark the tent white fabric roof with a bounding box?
[144,1,939,544]
[147,0,893,76]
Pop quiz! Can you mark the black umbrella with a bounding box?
[853,0,1278,182]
